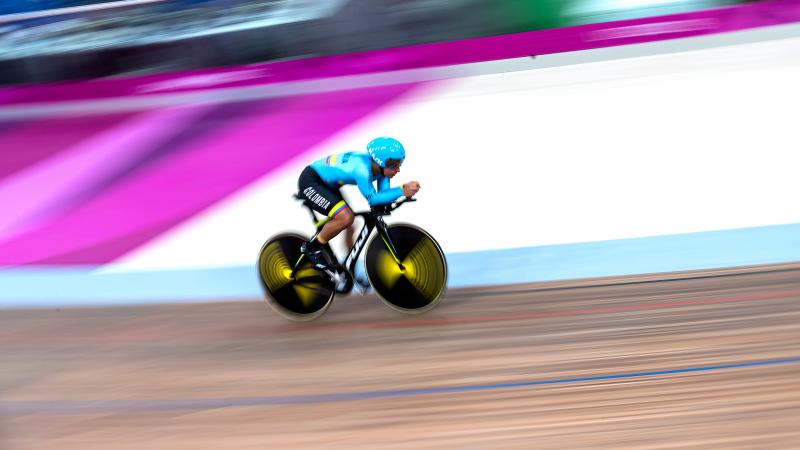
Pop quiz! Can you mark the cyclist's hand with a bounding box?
[402,181,420,198]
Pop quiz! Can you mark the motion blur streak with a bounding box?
[3,357,799,414]
[2,266,800,448]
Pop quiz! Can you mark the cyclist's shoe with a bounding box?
[301,241,331,272]
[354,271,371,295]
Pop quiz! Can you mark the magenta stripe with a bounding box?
[0,114,136,180]
[0,83,419,265]
[0,106,213,242]
[33,217,183,266]
[0,0,796,106]
[0,89,21,104]
[105,102,263,184]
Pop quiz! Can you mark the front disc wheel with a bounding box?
[364,224,447,314]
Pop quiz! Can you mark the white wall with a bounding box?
[109,35,800,272]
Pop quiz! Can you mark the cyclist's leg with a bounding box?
[336,190,357,250]
[318,207,354,242]
[297,167,354,269]
[344,226,355,249]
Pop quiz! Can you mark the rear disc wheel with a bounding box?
[257,233,335,321]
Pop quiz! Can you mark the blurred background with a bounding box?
[1,0,753,84]
[2,0,800,448]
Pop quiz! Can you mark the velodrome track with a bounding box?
[2,262,799,448]
[2,13,800,449]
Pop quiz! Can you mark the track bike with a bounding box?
[257,195,448,321]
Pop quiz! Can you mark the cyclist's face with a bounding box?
[383,159,402,177]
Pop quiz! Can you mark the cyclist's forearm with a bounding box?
[366,187,403,205]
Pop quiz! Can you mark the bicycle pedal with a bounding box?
[335,274,349,292]
[323,269,340,283]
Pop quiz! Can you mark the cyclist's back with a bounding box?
[309,151,369,184]
[309,151,401,206]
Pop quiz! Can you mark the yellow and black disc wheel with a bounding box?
[365,224,447,314]
[257,233,335,321]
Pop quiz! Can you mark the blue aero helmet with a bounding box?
[367,137,405,168]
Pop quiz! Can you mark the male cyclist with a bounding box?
[298,137,420,271]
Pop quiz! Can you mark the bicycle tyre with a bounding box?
[257,232,335,321]
[364,224,447,314]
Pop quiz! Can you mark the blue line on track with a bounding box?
[3,357,799,415]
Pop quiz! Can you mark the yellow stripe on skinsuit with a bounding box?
[329,154,338,166]
[328,200,346,217]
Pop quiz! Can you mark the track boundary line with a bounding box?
[3,356,799,415]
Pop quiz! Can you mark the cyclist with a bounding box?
[298,137,420,271]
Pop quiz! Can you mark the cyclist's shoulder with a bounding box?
[340,152,371,170]
[342,151,370,162]
[311,150,368,165]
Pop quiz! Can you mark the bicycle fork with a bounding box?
[376,219,405,272]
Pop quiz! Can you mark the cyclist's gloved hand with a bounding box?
[402,181,420,198]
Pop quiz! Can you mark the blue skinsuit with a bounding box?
[310,152,402,206]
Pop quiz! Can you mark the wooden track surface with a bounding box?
[2,263,800,449]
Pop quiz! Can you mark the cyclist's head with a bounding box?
[367,137,405,169]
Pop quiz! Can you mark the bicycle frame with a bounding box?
[342,211,404,275]
[295,198,408,294]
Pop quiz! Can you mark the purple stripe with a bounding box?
[0,83,420,265]
[0,119,23,139]
[0,114,136,180]
[47,103,268,237]
[0,0,796,106]
[0,106,213,242]
[106,101,265,185]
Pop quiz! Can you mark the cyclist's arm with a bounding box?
[356,172,402,206]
